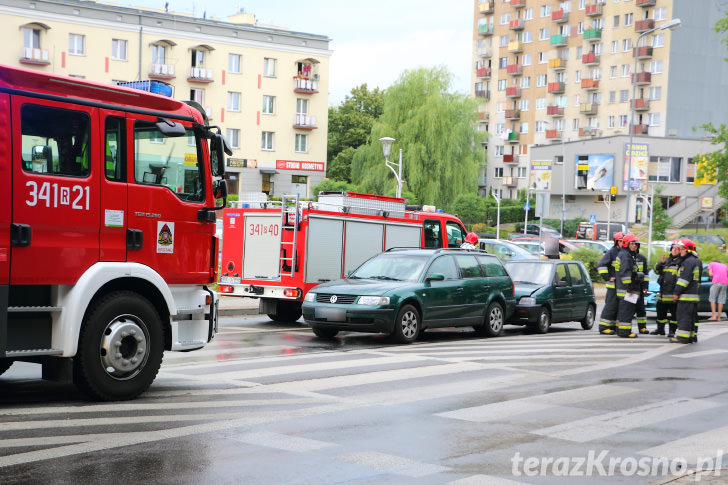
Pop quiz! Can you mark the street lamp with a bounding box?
[625,18,681,229]
[543,120,567,236]
[379,136,403,198]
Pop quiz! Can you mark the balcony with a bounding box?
[477,46,492,58]
[632,124,649,135]
[505,87,521,98]
[478,23,494,36]
[509,19,525,31]
[188,66,214,83]
[478,111,489,123]
[508,40,524,53]
[475,89,491,100]
[579,127,594,137]
[633,71,652,85]
[580,103,599,115]
[293,114,318,130]
[546,129,562,140]
[550,34,568,47]
[583,29,602,42]
[582,52,600,65]
[636,0,656,6]
[633,46,653,59]
[506,64,523,76]
[479,0,494,14]
[149,63,176,79]
[585,3,603,16]
[510,0,526,8]
[502,176,518,187]
[552,9,569,23]
[505,109,520,120]
[581,78,600,90]
[549,58,567,70]
[503,154,516,163]
[506,131,521,143]
[19,47,50,65]
[631,98,650,111]
[476,66,492,79]
[547,82,565,94]
[635,19,655,33]
[294,77,319,93]
[547,105,564,117]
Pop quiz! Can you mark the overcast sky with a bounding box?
[113,0,474,105]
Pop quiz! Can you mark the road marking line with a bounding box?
[337,451,450,477]
[671,349,728,358]
[448,475,531,485]
[532,398,722,442]
[639,425,728,463]
[232,431,336,452]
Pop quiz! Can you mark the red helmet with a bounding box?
[613,231,624,243]
[679,238,696,252]
[465,232,479,245]
[622,233,640,247]
[671,239,682,248]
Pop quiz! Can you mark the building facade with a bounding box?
[0,0,332,199]
[471,0,727,227]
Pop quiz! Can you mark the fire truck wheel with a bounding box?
[0,359,12,376]
[268,301,303,323]
[391,304,420,344]
[73,291,163,401]
[477,301,504,337]
[311,326,339,338]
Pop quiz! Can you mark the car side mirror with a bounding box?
[426,273,445,282]
[556,280,569,287]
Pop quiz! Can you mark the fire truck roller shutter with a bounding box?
[343,221,384,276]
[242,214,282,279]
[305,217,344,283]
[385,224,422,250]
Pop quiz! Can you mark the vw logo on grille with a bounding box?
[329,295,338,303]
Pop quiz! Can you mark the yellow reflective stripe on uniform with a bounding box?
[605,283,615,289]
[678,294,699,301]
[616,291,626,297]
[621,277,632,284]
[676,279,688,287]
[676,330,692,338]
[618,324,633,330]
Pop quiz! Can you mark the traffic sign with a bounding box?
[524,203,530,211]
[589,214,597,224]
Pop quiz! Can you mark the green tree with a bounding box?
[326,85,384,182]
[694,123,728,200]
[651,186,671,239]
[312,179,358,200]
[350,67,486,207]
[452,193,487,227]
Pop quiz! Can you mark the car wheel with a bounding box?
[391,304,420,344]
[481,301,505,337]
[311,326,339,339]
[533,307,551,334]
[581,304,596,330]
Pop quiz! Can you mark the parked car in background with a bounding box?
[567,239,610,253]
[650,240,675,253]
[513,240,544,257]
[676,234,727,252]
[514,223,561,237]
[575,222,626,241]
[478,239,540,261]
[505,236,576,258]
[302,248,517,343]
[644,266,727,318]
[505,260,596,333]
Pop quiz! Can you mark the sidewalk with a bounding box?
[218,295,261,316]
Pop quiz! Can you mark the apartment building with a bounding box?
[472,0,727,227]
[0,0,331,199]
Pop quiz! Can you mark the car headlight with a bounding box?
[519,297,536,306]
[357,296,390,305]
[304,292,316,302]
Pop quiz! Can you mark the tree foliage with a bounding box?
[311,179,358,200]
[694,123,728,201]
[651,185,672,239]
[350,67,486,207]
[326,85,384,182]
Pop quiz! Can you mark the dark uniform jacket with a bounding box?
[597,245,620,289]
[616,247,641,297]
[655,254,682,298]
[634,252,649,293]
[675,252,702,302]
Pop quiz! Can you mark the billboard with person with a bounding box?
[530,160,552,191]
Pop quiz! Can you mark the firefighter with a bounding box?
[633,240,649,334]
[597,232,623,334]
[652,241,682,337]
[616,234,642,338]
[461,232,479,250]
[672,238,702,344]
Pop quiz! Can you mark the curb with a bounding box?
[219,307,261,317]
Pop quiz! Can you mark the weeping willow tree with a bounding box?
[350,66,486,208]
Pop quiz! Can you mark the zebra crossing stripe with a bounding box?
[671,349,728,359]
[448,475,531,485]
[232,431,335,452]
[638,425,728,463]
[337,451,450,477]
[532,398,722,443]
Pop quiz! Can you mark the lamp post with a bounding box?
[379,136,403,198]
[625,18,681,229]
[543,120,567,236]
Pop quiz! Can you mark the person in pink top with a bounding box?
[707,260,728,321]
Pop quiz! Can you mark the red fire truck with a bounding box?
[0,64,230,400]
[218,192,469,321]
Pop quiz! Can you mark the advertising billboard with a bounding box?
[623,143,649,191]
[529,160,552,191]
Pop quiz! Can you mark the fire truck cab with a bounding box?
[218,192,469,322]
[0,64,229,400]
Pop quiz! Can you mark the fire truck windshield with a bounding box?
[350,254,428,282]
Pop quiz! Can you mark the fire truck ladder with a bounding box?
[279,194,299,278]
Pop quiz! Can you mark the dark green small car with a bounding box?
[302,248,516,343]
[505,260,596,333]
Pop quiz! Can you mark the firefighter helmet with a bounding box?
[679,238,696,252]
[622,233,640,247]
[613,231,624,243]
[465,232,479,245]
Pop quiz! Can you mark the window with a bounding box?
[519,122,529,134]
[538,52,548,64]
[686,158,696,183]
[572,118,580,130]
[648,113,661,126]
[540,4,551,16]
[495,145,505,156]
[649,86,662,100]
[227,92,241,112]
[261,173,274,196]
[536,97,546,110]
[261,131,274,150]
[520,77,530,89]
[577,22,584,35]
[648,156,680,182]
[611,41,619,54]
[190,88,203,105]
[609,91,616,104]
[575,70,582,82]
[104,117,125,181]
[498,79,507,91]
[591,68,602,80]
[494,167,504,178]
[654,7,667,21]
[652,33,665,48]
[620,89,629,103]
[262,95,275,114]
[499,35,509,47]
[21,105,90,177]
[500,13,510,25]
[608,115,615,128]
[495,123,505,134]
[610,66,617,79]
[152,44,166,64]
[111,39,127,61]
[518,166,528,178]
[536,120,547,132]
[539,28,550,41]
[624,13,633,26]
[499,57,508,69]
[522,31,533,43]
[263,57,276,77]
[623,39,632,51]
[228,53,241,73]
[295,133,307,153]
[650,60,663,73]
[621,64,631,77]
[519,99,529,111]
[134,120,203,201]
[69,34,84,56]
[524,8,534,20]
[296,98,309,116]
[191,49,205,67]
[427,256,459,280]
[226,128,240,149]
[613,15,620,27]
[537,74,547,87]
[619,115,628,127]
[523,54,532,66]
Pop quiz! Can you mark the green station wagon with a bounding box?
[505,260,596,333]
[302,248,516,343]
